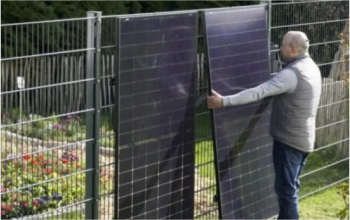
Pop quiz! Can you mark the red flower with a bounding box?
[1,186,6,193]
[23,155,31,160]
[33,200,39,207]
[38,154,44,160]
[30,159,38,166]
[23,201,28,207]
[62,159,68,164]
[44,168,53,175]
[1,210,6,215]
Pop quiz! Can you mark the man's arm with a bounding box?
[223,69,298,107]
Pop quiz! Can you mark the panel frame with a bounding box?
[201,9,224,220]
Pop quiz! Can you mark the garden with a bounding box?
[1,110,114,219]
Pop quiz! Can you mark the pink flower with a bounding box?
[53,124,65,131]
[33,199,39,207]
[6,205,13,212]
[1,186,6,193]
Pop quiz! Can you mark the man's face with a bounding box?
[280,35,293,61]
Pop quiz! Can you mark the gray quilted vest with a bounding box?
[269,54,322,152]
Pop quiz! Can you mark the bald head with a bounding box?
[284,31,310,55]
[280,31,309,61]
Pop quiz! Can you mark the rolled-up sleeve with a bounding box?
[222,69,298,107]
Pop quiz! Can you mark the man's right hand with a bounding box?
[207,90,224,109]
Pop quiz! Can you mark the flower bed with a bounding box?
[1,149,112,219]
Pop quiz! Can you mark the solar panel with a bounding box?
[114,12,198,219]
[203,5,278,219]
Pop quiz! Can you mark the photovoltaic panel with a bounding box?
[114,12,198,219]
[203,5,278,219]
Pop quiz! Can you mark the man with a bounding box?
[207,31,322,219]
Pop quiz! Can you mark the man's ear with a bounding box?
[291,44,297,54]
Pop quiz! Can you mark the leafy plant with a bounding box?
[1,111,116,148]
[336,182,349,220]
[340,21,349,105]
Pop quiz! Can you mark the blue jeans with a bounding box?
[273,140,309,220]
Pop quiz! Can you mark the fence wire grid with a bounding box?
[1,1,349,219]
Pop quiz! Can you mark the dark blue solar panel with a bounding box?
[203,5,278,219]
[115,12,198,219]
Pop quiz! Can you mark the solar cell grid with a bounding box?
[114,12,198,219]
[203,5,278,219]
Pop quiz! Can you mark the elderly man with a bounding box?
[207,31,322,219]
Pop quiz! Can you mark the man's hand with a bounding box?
[207,90,223,109]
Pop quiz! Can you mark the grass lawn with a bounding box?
[299,150,349,219]
[300,182,348,220]
[195,140,215,178]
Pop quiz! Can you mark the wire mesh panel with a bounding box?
[271,0,349,198]
[0,17,100,220]
[203,5,278,219]
[114,12,198,219]
[270,1,348,79]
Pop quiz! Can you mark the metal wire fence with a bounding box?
[270,1,349,201]
[1,1,348,219]
[1,14,108,219]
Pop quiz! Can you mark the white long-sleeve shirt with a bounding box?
[222,69,299,106]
